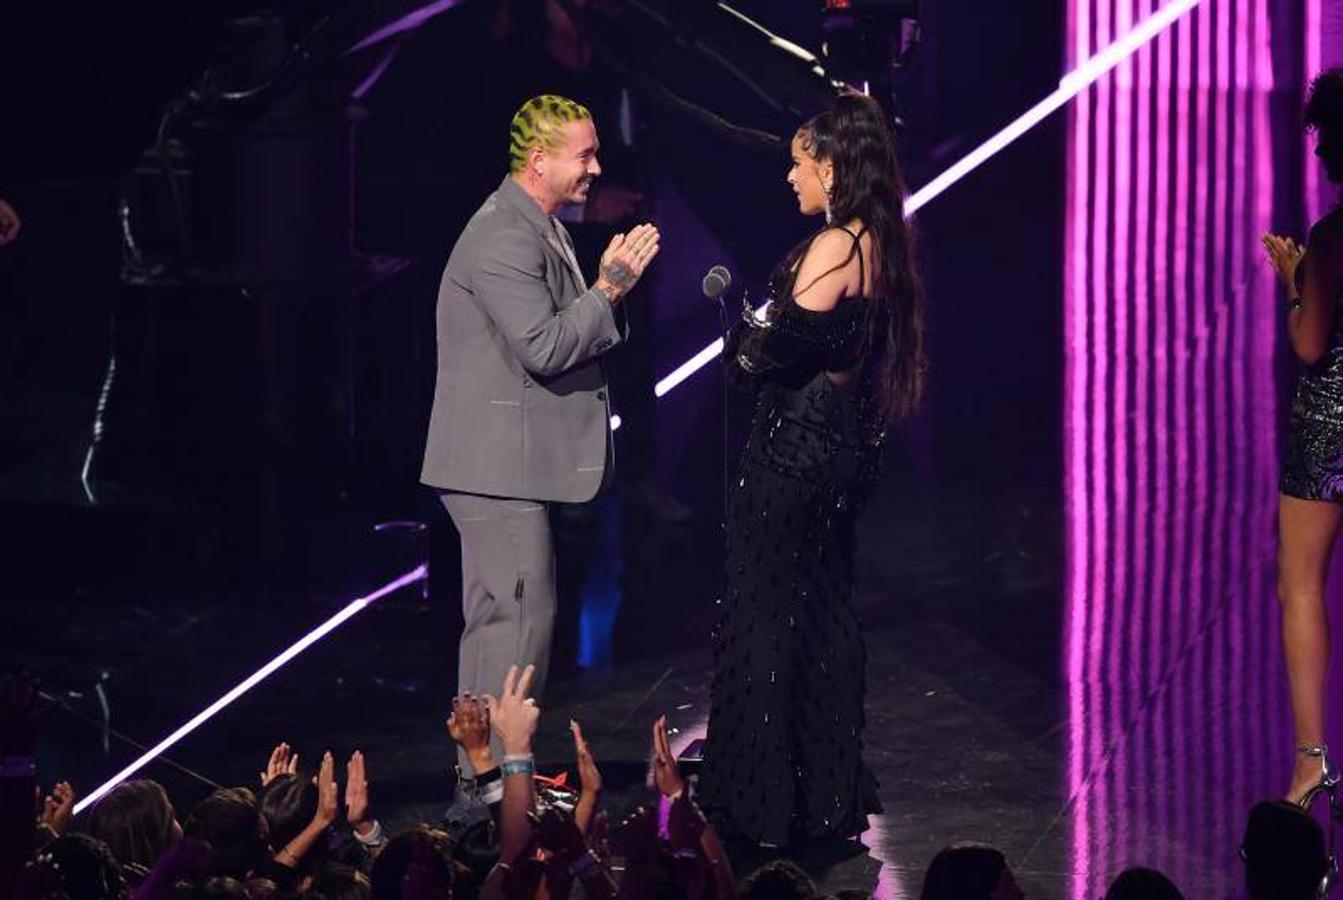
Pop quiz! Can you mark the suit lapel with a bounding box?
[550,219,588,291]
[496,176,586,303]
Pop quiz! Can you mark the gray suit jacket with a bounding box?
[421,176,626,502]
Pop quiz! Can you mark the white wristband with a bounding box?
[354,819,385,846]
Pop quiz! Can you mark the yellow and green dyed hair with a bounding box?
[508,95,592,173]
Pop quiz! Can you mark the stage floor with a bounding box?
[5,453,1301,899]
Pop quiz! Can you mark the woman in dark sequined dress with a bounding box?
[697,92,924,846]
[1264,70,1343,809]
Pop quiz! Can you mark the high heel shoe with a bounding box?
[1292,745,1341,811]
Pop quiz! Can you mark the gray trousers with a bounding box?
[440,491,555,774]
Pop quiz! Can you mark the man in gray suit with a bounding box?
[422,95,659,768]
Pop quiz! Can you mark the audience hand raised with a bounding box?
[39,781,75,835]
[483,665,539,757]
[345,751,372,832]
[260,742,298,787]
[313,751,339,829]
[651,715,685,798]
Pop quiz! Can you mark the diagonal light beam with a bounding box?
[72,564,428,815]
[647,0,1201,402]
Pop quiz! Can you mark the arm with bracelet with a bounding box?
[483,665,539,864]
[447,696,505,813]
[1264,227,1342,366]
[272,752,339,873]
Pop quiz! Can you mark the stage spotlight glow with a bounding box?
[72,565,428,815]
[652,0,1200,400]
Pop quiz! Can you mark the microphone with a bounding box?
[701,264,732,300]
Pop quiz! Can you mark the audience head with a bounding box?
[304,863,372,900]
[16,834,127,900]
[183,788,268,879]
[1104,867,1184,900]
[447,818,498,899]
[740,859,818,900]
[187,878,250,900]
[86,779,181,871]
[243,878,279,900]
[371,826,454,900]
[920,843,1022,900]
[1243,800,1329,900]
[260,773,320,857]
[1307,69,1343,182]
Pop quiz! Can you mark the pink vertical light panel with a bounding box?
[1306,0,1324,222]
[1064,0,1283,894]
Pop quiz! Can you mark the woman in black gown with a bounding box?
[698,91,925,846]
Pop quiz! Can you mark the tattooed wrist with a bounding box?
[599,260,637,292]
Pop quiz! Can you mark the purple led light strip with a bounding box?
[1065,0,1282,891]
[72,565,428,815]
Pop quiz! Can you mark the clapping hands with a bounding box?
[260,744,369,833]
[596,224,660,302]
[1262,233,1306,293]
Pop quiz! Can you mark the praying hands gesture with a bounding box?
[595,224,660,303]
[1262,233,1306,296]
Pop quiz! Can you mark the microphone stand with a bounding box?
[716,288,747,540]
[718,292,730,534]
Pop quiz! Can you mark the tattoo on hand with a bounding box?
[600,260,637,291]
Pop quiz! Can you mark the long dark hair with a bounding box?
[790,91,925,424]
[86,780,178,871]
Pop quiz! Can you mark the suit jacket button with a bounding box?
[597,390,606,401]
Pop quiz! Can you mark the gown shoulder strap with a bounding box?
[832,224,869,294]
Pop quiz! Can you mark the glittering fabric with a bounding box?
[1281,343,1343,500]
[698,267,884,845]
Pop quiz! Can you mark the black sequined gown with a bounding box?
[698,234,885,846]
